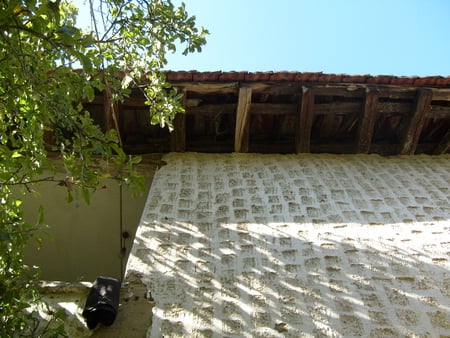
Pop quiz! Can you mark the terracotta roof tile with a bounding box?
[192,71,221,81]
[366,76,394,85]
[268,71,297,81]
[342,75,371,83]
[436,77,450,86]
[165,71,193,81]
[218,71,246,81]
[415,76,443,86]
[245,72,273,81]
[390,77,417,85]
[164,71,450,88]
[318,74,344,82]
[294,72,322,82]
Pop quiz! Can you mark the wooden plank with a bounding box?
[429,105,450,118]
[313,86,365,98]
[121,97,146,107]
[234,87,252,152]
[296,86,315,153]
[186,104,236,116]
[356,87,379,153]
[433,129,450,154]
[246,82,300,95]
[178,101,416,117]
[399,88,433,155]
[378,102,412,114]
[188,103,297,116]
[173,82,239,94]
[431,88,450,101]
[251,103,297,115]
[170,88,187,152]
[315,102,362,115]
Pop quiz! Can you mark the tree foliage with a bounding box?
[0,0,207,334]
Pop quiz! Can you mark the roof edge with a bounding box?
[164,70,450,88]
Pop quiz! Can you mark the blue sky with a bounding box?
[75,0,450,76]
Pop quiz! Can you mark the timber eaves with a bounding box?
[85,71,450,155]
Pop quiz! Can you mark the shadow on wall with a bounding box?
[128,219,450,337]
[124,153,450,337]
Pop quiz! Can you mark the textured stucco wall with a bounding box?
[125,153,450,337]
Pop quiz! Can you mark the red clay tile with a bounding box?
[218,71,247,81]
[390,77,417,85]
[414,78,431,86]
[436,77,450,86]
[295,72,322,82]
[342,75,370,83]
[366,76,393,85]
[193,71,221,81]
[164,71,450,89]
[166,71,193,81]
[422,76,441,86]
[269,72,295,81]
[245,72,273,81]
[318,74,344,82]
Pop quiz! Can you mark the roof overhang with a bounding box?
[86,71,450,155]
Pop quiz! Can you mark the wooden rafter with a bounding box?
[399,88,433,155]
[433,129,450,154]
[296,86,315,153]
[173,82,239,94]
[170,88,187,152]
[234,87,252,152]
[356,87,379,153]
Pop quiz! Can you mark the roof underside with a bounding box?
[85,71,450,155]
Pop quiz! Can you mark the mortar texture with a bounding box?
[125,153,450,337]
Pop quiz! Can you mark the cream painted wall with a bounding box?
[22,173,152,282]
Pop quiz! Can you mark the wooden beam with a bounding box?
[431,88,450,101]
[170,88,187,152]
[121,97,146,108]
[315,102,362,115]
[356,87,379,153]
[183,101,415,118]
[430,105,450,118]
[296,86,315,153]
[173,82,239,94]
[433,128,450,154]
[234,87,252,152]
[313,86,365,98]
[186,104,236,116]
[399,88,433,155]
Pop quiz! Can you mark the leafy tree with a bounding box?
[0,0,207,335]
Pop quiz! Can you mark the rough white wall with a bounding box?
[126,153,450,337]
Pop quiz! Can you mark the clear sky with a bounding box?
[75,0,450,76]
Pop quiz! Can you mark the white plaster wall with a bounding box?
[126,153,450,337]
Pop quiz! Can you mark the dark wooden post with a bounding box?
[399,88,433,155]
[296,86,314,153]
[356,87,379,153]
[234,87,252,153]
